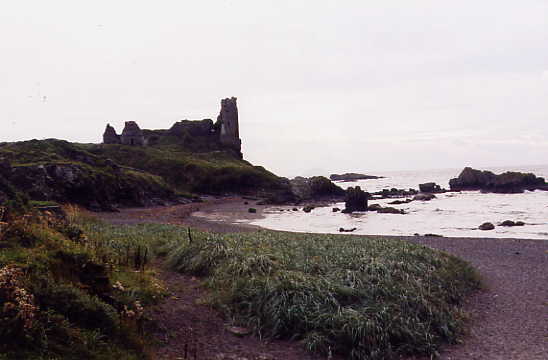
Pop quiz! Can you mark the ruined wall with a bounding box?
[101,97,242,156]
[103,124,121,144]
[169,119,214,137]
[217,97,242,157]
[120,121,145,146]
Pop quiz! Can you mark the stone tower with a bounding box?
[217,97,242,157]
[121,121,145,146]
[103,124,121,144]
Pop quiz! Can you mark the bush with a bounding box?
[33,282,118,334]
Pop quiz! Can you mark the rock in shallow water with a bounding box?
[449,167,548,193]
[343,186,368,213]
[479,222,495,230]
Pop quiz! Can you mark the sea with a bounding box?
[248,165,548,240]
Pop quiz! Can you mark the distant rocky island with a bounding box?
[329,173,383,182]
[449,167,548,193]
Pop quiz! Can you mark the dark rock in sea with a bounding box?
[479,222,495,231]
[372,188,418,199]
[343,186,369,213]
[388,198,412,205]
[424,233,444,237]
[290,176,345,201]
[248,208,257,213]
[292,207,298,211]
[377,206,405,214]
[413,193,437,201]
[332,207,341,212]
[449,167,548,193]
[499,220,526,227]
[261,183,298,205]
[329,173,383,181]
[419,182,446,193]
[367,204,382,211]
[303,206,314,213]
[339,227,357,232]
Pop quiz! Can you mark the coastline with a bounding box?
[95,198,548,360]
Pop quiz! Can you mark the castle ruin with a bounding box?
[102,97,242,157]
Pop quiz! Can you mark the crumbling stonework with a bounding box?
[169,119,214,137]
[121,121,144,146]
[217,97,242,157]
[102,124,121,144]
[101,97,242,156]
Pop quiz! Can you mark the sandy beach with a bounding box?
[96,197,548,360]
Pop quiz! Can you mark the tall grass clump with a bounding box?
[165,230,481,359]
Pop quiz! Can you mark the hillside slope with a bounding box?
[0,139,290,210]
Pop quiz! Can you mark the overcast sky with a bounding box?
[1,1,547,177]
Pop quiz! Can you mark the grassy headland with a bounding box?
[0,139,289,210]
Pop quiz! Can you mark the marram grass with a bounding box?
[164,230,481,359]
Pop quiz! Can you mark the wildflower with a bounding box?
[112,281,125,291]
[0,265,37,330]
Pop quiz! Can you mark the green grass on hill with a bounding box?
[0,138,285,197]
[162,230,481,359]
[85,143,282,194]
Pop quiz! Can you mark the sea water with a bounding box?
[249,165,548,240]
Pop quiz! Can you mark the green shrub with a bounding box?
[33,282,118,333]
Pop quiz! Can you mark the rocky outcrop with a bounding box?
[388,199,412,205]
[371,188,418,199]
[289,176,345,201]
[479,222,495,230]
[499,220,525,227]
[121,121,145,146]
[377,206,405,214]
[418,182,445,193]
[102,124,121,144]
[9,163,180,211]
[330,173,382,181]
[339,227,357,232]
[342,186,368,213]
[413,193,437,201]
[366,203,405,214]
[449,167,548,193]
